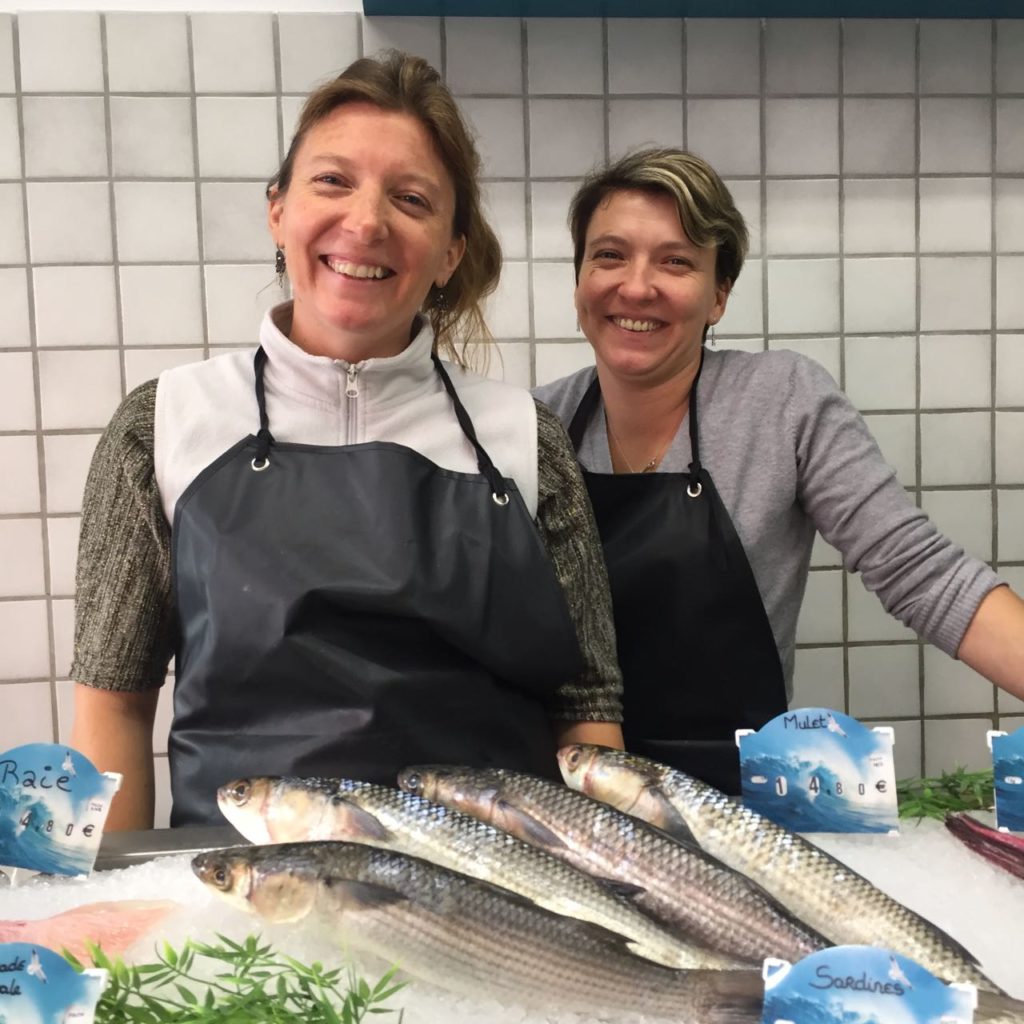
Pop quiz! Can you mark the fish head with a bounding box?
[398,766,504,824]
[218,776,337,844]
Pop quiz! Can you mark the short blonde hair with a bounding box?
[268,51,500,364]
[569,148,749,287]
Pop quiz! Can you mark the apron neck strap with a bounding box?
[253,347,276,463]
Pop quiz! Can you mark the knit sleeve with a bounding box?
[71,380,175,691]
[534,399,623,722]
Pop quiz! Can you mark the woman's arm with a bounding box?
[957,586,1024,700]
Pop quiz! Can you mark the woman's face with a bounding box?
[575,189,729,387]
[268,102,466,361]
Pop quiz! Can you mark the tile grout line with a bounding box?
[521,19,537,384]
[188,16,210,362]
[989,18,1000,727]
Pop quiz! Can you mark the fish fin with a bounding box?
[622,940,692,970]
[974,989,1020,1017]
[330,800,393,843]
[592,877,647,901]
[647,806,700,847]
[496,799,568,851]
[703,969,767,1024]
[323,878,407,910]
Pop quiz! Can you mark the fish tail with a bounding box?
[696,971,765,1024]
[974,989,1024,1022]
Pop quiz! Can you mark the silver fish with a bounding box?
[216,774,727,970]
[192,841,766,1023]
[558,743,1004,996]
[397,764,829,967]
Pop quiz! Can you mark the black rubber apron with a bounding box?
[169,348,584,826]
[567,356,786,793]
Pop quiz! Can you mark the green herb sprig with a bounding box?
[896,765,994,821]
[65,933,405,1024]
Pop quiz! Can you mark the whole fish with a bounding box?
[558,744,1004,995]
[216,775,729,970]
[192,841,766,1023]
[946,812,1024,882]
[397,764,828,967]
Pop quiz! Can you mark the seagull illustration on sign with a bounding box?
[888,954,912,989]
[62,750,76,776]
[825,713,847,738]
[27,948,48,984]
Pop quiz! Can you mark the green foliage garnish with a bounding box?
[896,765,994,821]
[64,933,405,1024]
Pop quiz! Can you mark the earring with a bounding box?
[275,247,286,283]
[435,288,448,312]
[709,323,717,349]
[576,317,581,333]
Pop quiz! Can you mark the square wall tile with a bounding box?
[848,644,920,719]
[124,348,204,392]
[765,19,839,95]
[718,337,764,354]
[996,335,1024,406]
[610,100,683,158]
[46,516,79,597]
[26,183,112,264]
[200,182,270,262]
[921,99,993,174]
[18,12,102,93]
[845,336,916,411]
[43,433,100,515]
[726,180,762,258]
[529,99,604,178]
[23,97,107,179]
[766,179,839,256]
[924,718,992,775]
[921,257,992,333]
[105,13,191,93]
[769,337,840,384]
[996,20,1024,93]
[530,180,576,260]
[52,598,73,680]
[844,179,916,255]
[920,334,992,409]
[920,20,992,94]
[996,412,1024,484]
[484,260,530,339]
[280,95,304,144]
[279,14,360,94]
[191,14,275,94]
[719,258,763,336]
[196,97,279,179]
[0,352,36,431]
[527,19,602,95]
[534,342,594,387]
[862,413,916,486]
[204,264,282,346]
[608,20,682,95]
[920,178,992,253]
[843,99,915,175]
[843,20,916,94]
[795,569,843,644]
[888,719,923,781]
[362,18,441,69]
[110,97,194,179]
[120,265,203,347]
[486,342,531,389]
[0,268,30,347]
[0,16,13,93]
[687,99,760,176]
[115,183,199,263]
[445,19,521,96]
[790,646,845,712]
[154,755,172,830]
[843,257,917,334]
[0,184,26,264]
[766,99,838,176]
[920,412,991,487]
[996,179,1024,252]
[33,266,118,348]
[848,572,917,643]
[997,256,1024,330]
[0,519,46,598]
[811,532,842,569]
[459,99,525,178]
[686,19,761,95]
[39,350,122,431]
[0,437,41,515]
[0,683,53,745]
[998,489,1024,560]
[0,99,20,178]
[0,602,50,680]
[921,489,993,562]
[767,259,840,334]
[531,261,577,339]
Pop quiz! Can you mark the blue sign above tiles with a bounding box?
[363,0,1023,15]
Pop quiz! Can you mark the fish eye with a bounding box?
[402,771,422,793]
[226,779,251,804]
[564,747,582,770]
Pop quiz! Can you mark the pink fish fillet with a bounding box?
[0,900,181,963]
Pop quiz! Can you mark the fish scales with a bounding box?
[559,744,1004,996]
[216,775,728,969]
[397,764,828,967]
[192,841,766,1024]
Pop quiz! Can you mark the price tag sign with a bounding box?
[987,727,1024,832]
[762,945,977,1024]
[0,743,121,878]
[737,708,898,833]
[0,943,107,1023]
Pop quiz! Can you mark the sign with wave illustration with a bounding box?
[736,708,898,833]
[762,945,977,1024]
[0,943,107,1024]
[0,744,121,878]
[987,726,1024,832]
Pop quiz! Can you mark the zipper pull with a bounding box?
[345,365,359,398]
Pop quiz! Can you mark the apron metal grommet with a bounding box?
[492,492,510,506]
[687,481,702,498]
[251,456,270,472]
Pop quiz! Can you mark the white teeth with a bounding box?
[326,259,392,279]
[612,317,661,332]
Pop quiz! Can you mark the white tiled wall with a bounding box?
[2,13,1023,822]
